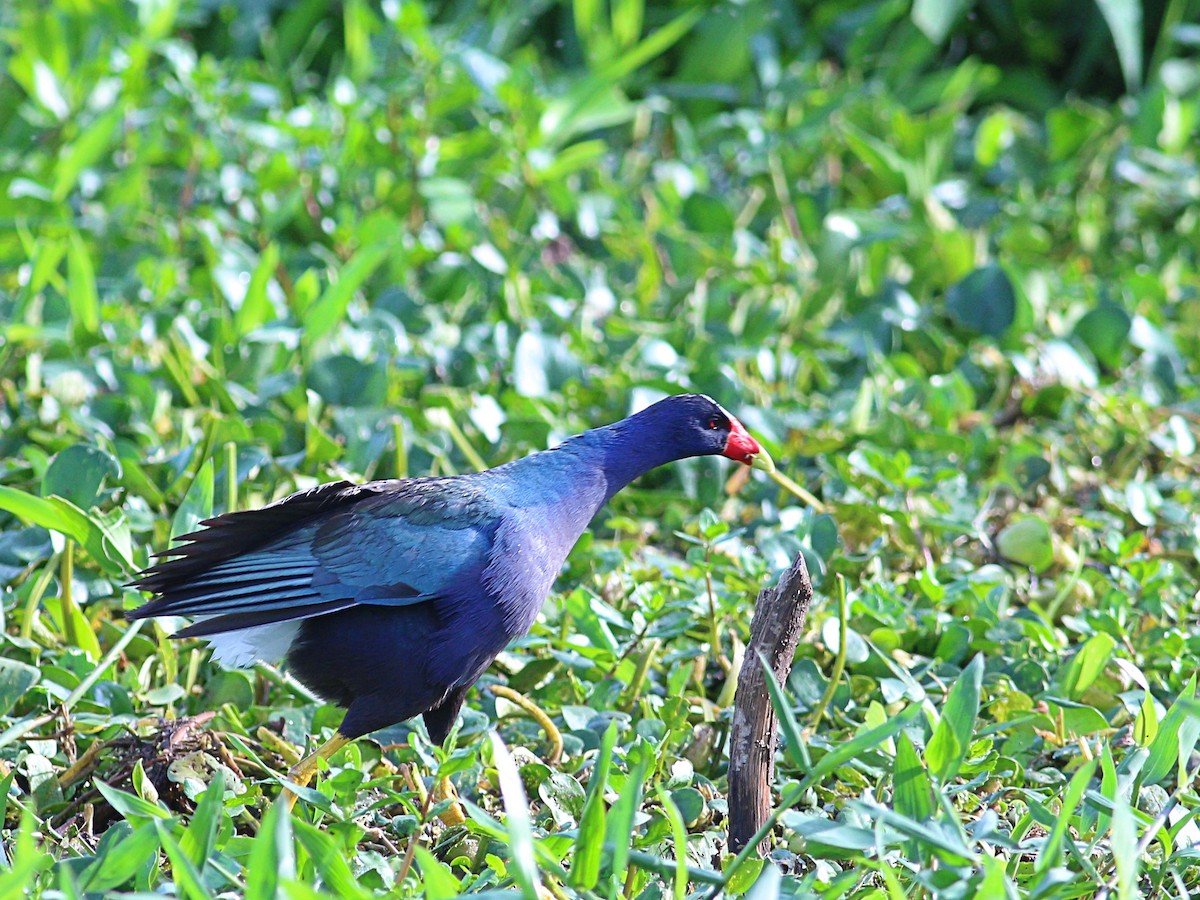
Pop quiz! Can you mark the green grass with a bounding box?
[2,0,1200,896]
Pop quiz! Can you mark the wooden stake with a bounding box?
[727,552,814,855]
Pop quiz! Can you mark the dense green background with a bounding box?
[2,0,1200,896]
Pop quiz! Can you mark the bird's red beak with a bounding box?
[722,417,774,472]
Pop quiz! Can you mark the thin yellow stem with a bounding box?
[20,552,59,641]
[769,468,826,513]
[60,540,78,647]
[224,441,238,512]
[490,684,564,764]
[809,574,848,729]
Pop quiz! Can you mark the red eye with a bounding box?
[708,418,720,429]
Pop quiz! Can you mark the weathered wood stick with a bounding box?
[727,552,814,855]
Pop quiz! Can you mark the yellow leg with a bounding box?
[433,775,466,826]
[284,731,352,810]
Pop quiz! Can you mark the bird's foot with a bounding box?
[282,731,352,811]
[433,775,466,826]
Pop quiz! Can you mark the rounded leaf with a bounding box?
[997,517,1054,572]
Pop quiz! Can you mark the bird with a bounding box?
[127,393,774,798]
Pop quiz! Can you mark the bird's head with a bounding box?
[651,394,776,473]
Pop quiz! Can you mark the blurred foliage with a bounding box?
[2,0,1200,896]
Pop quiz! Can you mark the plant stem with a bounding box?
[809,573,848,729]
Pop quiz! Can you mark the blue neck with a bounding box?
[552,405,694,504]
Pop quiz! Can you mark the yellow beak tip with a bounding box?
[750,449,775,474]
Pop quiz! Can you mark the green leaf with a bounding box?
[153,819,214,900]
[1110,781,1139,899]
[1143,674,1200,785]
[0,486,91,545]
[0,659,40,718]
[178,769,224,868]
[172,459,214,540]
[1034,758,1098,876]
[569,721,615,888]
[996,517,1054,572]
[657,788,690,900]
[42,445,120,510]
[807,705,922,785]
[538,772,585,826]
[892,733,935,822]
[723,855,763,895]
[1075,304,1131,369]
[93,781,171,822]
[945,264,1016,337]
[53,107,122,201]
[489,733,542,899]
[912,0,973,43]
[1135,690,1159,746]
[293,818,368,899]
[1045,699,1110,736]
[245,800,295,900]
[415,847,463,900]
[605,742,650,890]
[235,243,281,336]
[303,245,388,343]
[1059,633,1116,700]
[927,654,984,783]
[0,486,131,575]
[1094,0,1143,92]
[540,7,701,146]
[782,812,876,854]
[66,230,100,339]
[78,822,161,893]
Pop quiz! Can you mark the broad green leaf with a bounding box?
[946,264,1015,337]
[415,847,463,900]
[0,486,92,546]
[912,0,973,43]
[0,659,40,718]
[996,517,1054,572]
[539,7,701,146]
[293,818,368,899]
[807,705,923,785]
[892,734,935,822]
[1094,0,1142,92]
[1135,691,1159,746]
[724,855,763,895]
[1075,304,1131,369]
[42,445,120,510]
[79,822,161,893]
[1143,675,1200,785]
[927,654,984,783]
[782,812,875,854]
[0,486,128,575]
[171,459,214,540]
[1059,633,1116,700]
[858,805,975,862]
[53,107,122,201]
